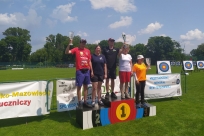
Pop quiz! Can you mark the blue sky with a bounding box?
[0,0,204,54]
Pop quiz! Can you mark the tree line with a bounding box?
[0,27,204,65]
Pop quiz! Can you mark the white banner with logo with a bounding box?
[0,81,53,119]
[56,77,121,111]
[130,74,182,99]
[144,74,182,99]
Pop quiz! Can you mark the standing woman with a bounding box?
[91,45,107,107]
[118,44,132,99]
[133,55,150,108]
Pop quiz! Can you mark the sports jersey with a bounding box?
[119,54,132,71]
[103,46,119,69]
[70,47,91,70]
[132,63,147,81]
[91,54,106,76]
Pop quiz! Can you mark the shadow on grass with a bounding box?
[0,110,80,129]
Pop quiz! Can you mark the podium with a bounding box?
[76,97,156,130]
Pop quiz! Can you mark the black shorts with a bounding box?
[91,75,104,82]
[107,68,116,79]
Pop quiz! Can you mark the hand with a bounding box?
[69,39,73,45]
[91,72,94,77]
[104,74,107,79]
[136,80,140,85]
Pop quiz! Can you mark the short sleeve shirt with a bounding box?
[103,46,119,70]
[119,54,132,71]
[91,54,106,76]
[70,47,91,70]
[132,63,147,81]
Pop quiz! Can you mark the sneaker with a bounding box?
[136,103,141,108]
[125,92,130,99]
[91,101,95,107]
[77,101,83,108]
[98,100,104,106]
[121,92,125,99]
[105,92,109,99]
[142,102,148,107]
[111,92,117,99]
[83,102,92,108]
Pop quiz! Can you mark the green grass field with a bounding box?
[0,66,204,136]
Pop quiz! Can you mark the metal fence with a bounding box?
[0,62,75,69]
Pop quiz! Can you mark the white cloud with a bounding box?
[180,29,204,40]
[116,34,136,45]
[50,3,77,23]
[46,18,57,28]
[89,0,136,13]
[30,0,46,9]
[160,34,166,37]
[77,31,88,37]
[109,16,132,29]
[138,22,163,35]
[93,40,101,44]
[0,9,42,29]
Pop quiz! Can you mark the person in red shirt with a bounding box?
[65,39,93,108]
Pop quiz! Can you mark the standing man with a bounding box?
[65,39,93,108]
[103,38,119,99]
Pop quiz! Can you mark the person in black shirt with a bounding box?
[103,38,119,99]
[91,45,107,107]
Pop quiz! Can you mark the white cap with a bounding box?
[137,55,144,59]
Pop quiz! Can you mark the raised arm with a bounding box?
[118,45,124,57]
[65,40,72,54]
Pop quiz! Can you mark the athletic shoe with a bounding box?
[105,92,109,99]
[125,92,130,99]
[98,100,104,106]
[142,102,148,108]
[83,102,92,108]
[121,92,125,99]
[77,101,83,108]
[136,103,141,108]
[91,101,95,107]
[111,92,117,99]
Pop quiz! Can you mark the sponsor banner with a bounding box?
[145,74,182,99]
[0,81,53,119]
[197,61,204,69]
[47,81,54,111]
[157,61,171,74]
[183,61,194,70]
[57,80,78,112]
[56,77,121,111]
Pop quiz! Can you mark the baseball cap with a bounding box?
[80,39,87,43]
[108,38,115,41]
[137,55,144,59]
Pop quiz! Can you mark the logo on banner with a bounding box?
[159,62,169,72]
[185,62,192,69]
[176,79,180,84]
[198,62,204,68]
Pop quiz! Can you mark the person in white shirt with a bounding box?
[118,44,132,99]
